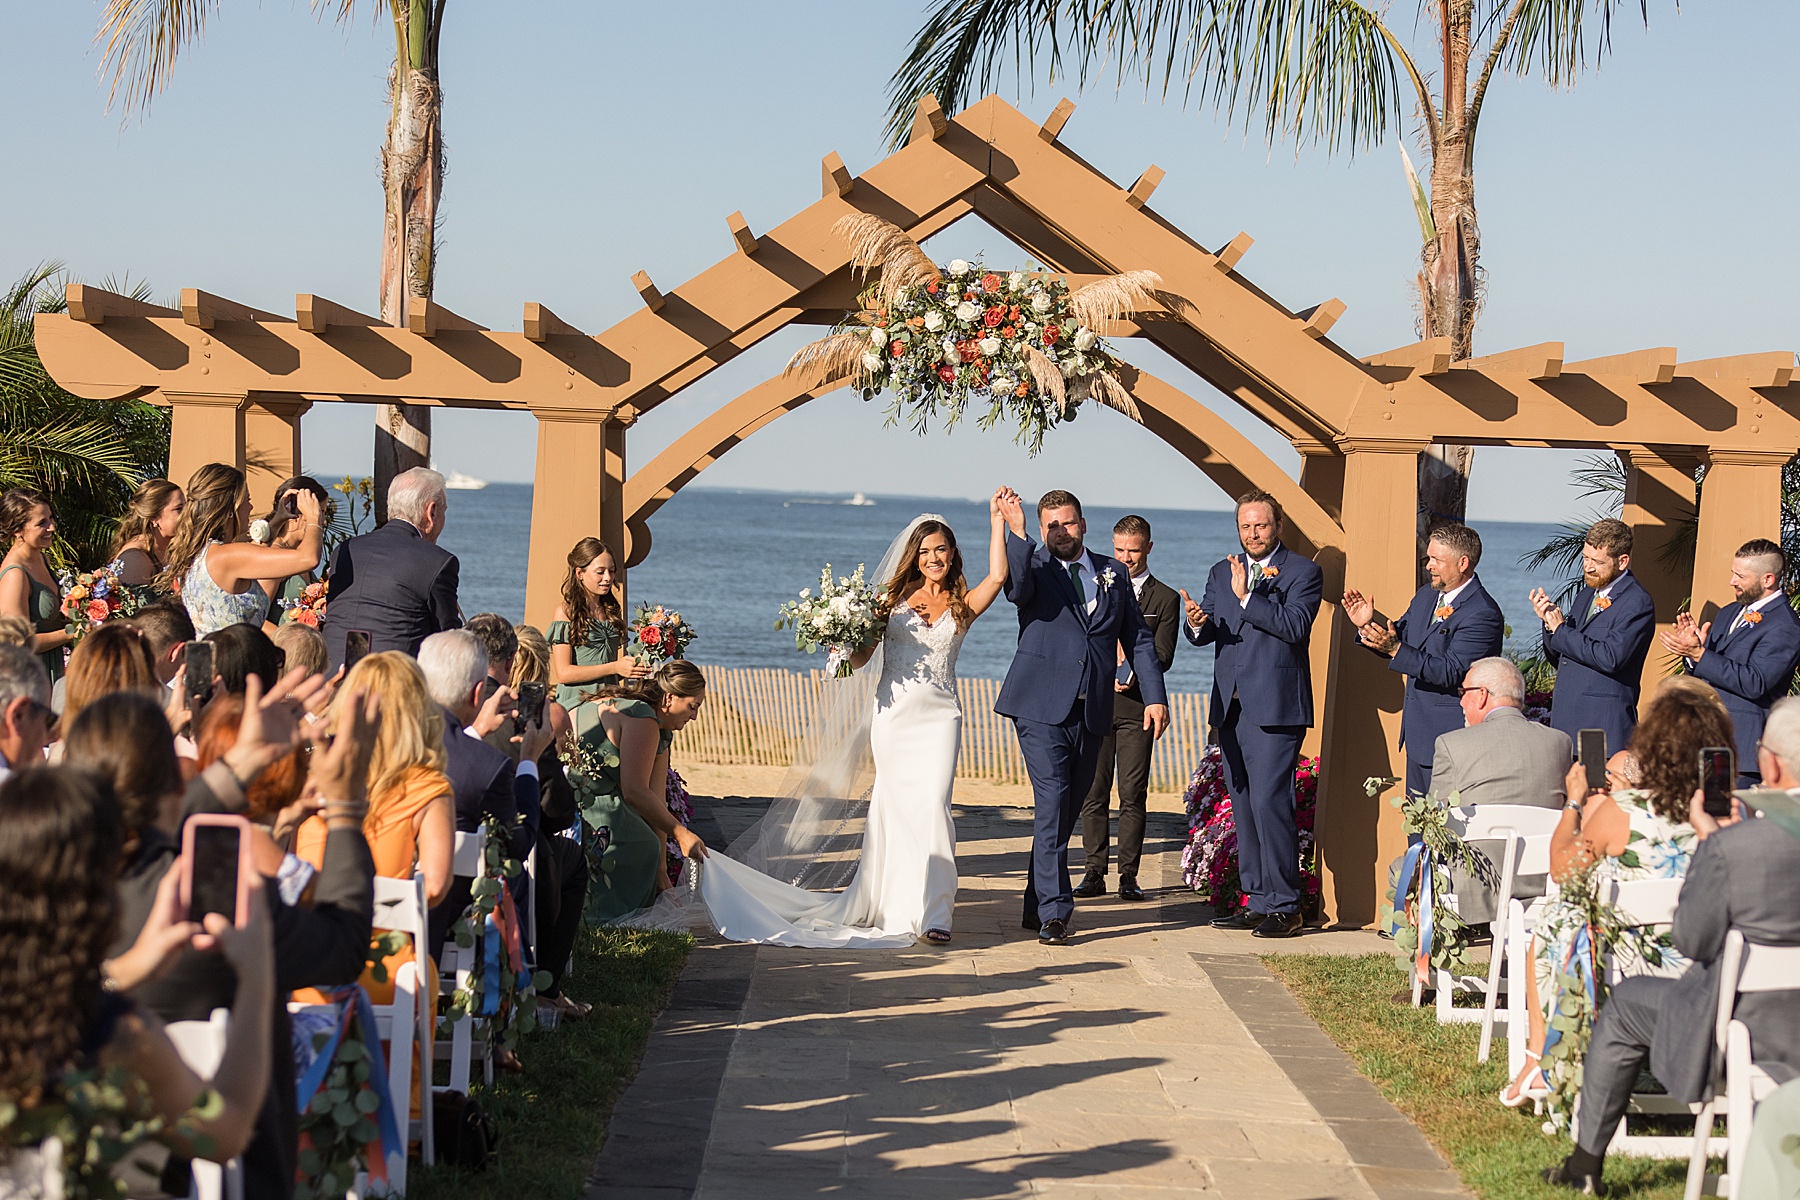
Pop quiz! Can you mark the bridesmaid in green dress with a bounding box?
[548,537,649,710]
[0,489,73,684]
[564,660,709,921]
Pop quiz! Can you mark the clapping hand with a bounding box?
[1179,588,1206,629]
[1530,587,1565,633]
[1341,589,1375,629]
[221,668,328,789]
[1659,611,1708,659]
[1227,555,1249,600]
[1358,620,1400,655]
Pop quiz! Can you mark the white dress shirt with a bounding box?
[1436,577,1474,622]
[1063,551,1101,617]
[1730,590,1786,634]
[1240,550,1276,610]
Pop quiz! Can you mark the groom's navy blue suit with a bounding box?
[1542,570,1656,758]
[996,529,1166,927]
[1386,575,1504,796]
[1186,544,1323,917]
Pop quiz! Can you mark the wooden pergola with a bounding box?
[36,95,1798,924]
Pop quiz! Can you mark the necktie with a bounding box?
[1249,562,1264,588]
[1431,592,1447,623]
[1067,561,1087,608]
[1587,594,1602,620]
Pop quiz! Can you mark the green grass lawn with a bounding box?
[407,926,692,1200]
[1264,953,1705,1200]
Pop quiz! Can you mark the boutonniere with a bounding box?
[1433,604,1455,621]
[1745,610,1764,625]
[1262,565,1280,580]
[1593,596,1612,611]
[1099,567,1118,591]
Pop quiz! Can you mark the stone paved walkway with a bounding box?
[585,799,1469,1200]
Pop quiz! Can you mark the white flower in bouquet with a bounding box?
[923,309,946,332]
[978,336,1002,357]
[1059,355,1079,378]
[775,563,884,678]
[1008,271,1025,289]
[991,375,1015,395]
[868,326,888,346]
[248,519,272,546]
[894,287,910,305]
[1073,326,1097,351]
[941,338,963,363]
[954,300,981,323]
[1030,291,1053,314]
[862,351,885,374]
[949,259,971,276]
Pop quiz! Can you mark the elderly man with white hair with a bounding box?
[0,644,52,781]
[321,467,462,667]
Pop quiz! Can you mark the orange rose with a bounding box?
[86,599,111,623]
[1015,381,1030,398]
[1434,604,1455,621]
[297,609,320,628]
[980,273,1002,293]
[1745,610,1764,625]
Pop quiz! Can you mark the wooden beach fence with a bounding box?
[676,665,1211,793]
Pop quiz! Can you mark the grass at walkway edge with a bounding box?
[1262,954,1692,1200]
[409,926,693,1200]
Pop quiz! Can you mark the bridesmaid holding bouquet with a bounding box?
[549,538,649,710]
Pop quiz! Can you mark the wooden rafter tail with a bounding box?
[727,212,758,256]
[821,152,853,198]
[783,331,870,386]
[1298,299,1346,339]
[66,283,177,325]
[1023,346,1066,407]
[1066,271,1165,330]
[522,302,583,342]
[180,288,285,328]
[1214,232,1253,272]
[295,294,378,334]
[910,94,948,143]
[407,299,485,339]
[1125,166,1165,210]
[1362,338,1454,377]
[631,271,665,313]
[1565,347,1677,386]
[1456,341,1565,380]
[1675,352,1796,390]
[1039,98,1075,143]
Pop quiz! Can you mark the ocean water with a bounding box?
[439,483,1578,697]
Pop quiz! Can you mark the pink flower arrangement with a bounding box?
[59,566,142,639]
[664,767,696,885]
[1180,746,1322,913]
[279,579,329,628]
[628,601,697,666]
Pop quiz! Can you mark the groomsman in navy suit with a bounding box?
[1183,491,1323,938]
[1530,519,1657,757]
[1344,523,1504,798]
[1660,538,1800,785]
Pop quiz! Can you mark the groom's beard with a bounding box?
[1046,538,1084,562]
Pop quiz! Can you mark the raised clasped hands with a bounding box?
[1227,554,1250,600]
[1530,586,1565,633]
[993,486,1026,537]
[1659,610,1707,660]
[1178,587,1206,629]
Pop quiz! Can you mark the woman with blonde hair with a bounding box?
[0,488,70,684]
[61,621,160,731]
[548,538,647,710]
[567,660,709,921]
[160,464,323,636]
[106,478,185,588]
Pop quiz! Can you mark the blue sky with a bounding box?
[8,2,1796,519]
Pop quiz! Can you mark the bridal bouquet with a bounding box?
[776,564,883,677]
[627,602,697,665]
[60,566,141,640]
[279,579,329,628]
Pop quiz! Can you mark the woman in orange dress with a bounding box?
[293,651,454,1118]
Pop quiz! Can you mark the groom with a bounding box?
[995,488,1169,945]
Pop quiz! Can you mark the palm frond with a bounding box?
[884,0,1068,151]
[1499,0,1652,89]
[1065,270,1163,330]
[1569,451,1627,507]
[1399,144,1435,243]
[1075,370,1143,422]
[833,214,941,311]
[784,332,873,386]
[97,0,222,115]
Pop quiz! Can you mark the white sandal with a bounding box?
[1499,1050,1549,1108]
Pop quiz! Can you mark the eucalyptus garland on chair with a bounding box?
[1370,779,1492,983]
[440,817,551,1056]
[787,214,1169,453]
[0,1070,221,1200]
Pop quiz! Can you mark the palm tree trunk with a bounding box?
[373,1,444,522]
[1416,0,1480,546]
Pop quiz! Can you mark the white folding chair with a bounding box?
[1466,816,1561,1067]
[436,828,495,1095]
[1675,932,1800,1199]
[1420,805,1562,1038]
[523,841,540,968]
[163,1008,244,1200]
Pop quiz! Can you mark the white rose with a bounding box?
[923,310,945,332]
[949,259,971,276]
[248,518,271,546]
[869,326,887,346]
[813,613,829,630]
[861,352,884,373]
[1059,355,1079,378]
[798,588,811,599]
[1008,272,1025,290]
[955,301,981,322]
[979,336,1002,357]
[1030,292,1053,314]
[991,375,1015,394]
[1073,327,1097,351]
[941,338,962,363]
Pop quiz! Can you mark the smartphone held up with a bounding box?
[1700,746,1736,818]
[180,814,254,929]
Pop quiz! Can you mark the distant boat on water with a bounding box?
[442,469,488,491]
[844,492,875,507]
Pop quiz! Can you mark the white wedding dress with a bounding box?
[690,604,966,946]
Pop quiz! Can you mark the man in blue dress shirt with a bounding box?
[1344,523,1505,798]
[1529,519,1657,759]
[1660,538,1800,785]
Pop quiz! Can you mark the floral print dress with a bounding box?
[1530,788,1697,1017]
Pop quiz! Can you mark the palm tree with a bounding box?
[1,264,170,569]
[97,0,448,518]
[888,0,1661,529]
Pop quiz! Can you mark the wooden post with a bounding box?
[162,391,248,490]
[1690,450,1790,623]
[242,395,313,511]
[1618,445,1699,695]
[1298,445,1347,762]
[524,408,625,629]
[1314,439,1424,927]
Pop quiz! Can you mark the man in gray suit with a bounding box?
[1544,697,1800,1193]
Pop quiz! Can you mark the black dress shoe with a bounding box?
[1251,911,1305,939]
[1021,917,1040,932]
[1117,876,1146,902]
[1038,918,1069,945]
[1541,1160,1606,1194]
[1211,908,1260,930]
[1073,874,1106,898]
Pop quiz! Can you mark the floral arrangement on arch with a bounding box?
[1179,746,1320,914]
[786,215,1169,453]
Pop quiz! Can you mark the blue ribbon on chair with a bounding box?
[478,913,502,1018]
[293,994,350,1111]
[1541,923,1600,1057]
[1395,842,1437,981]
[291,986,406,1184]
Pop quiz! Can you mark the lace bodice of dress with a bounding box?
[877,607,965,696]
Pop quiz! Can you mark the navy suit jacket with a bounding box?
[429,711,541,956]
[1689,597,1800,773]
[1387,575,1504,762]
[1545,570,1657,754]
[321,519,461,667]
[994,529,1166,735]
[1185,543,1323,729]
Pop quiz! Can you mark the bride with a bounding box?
[651,496,1007,947]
